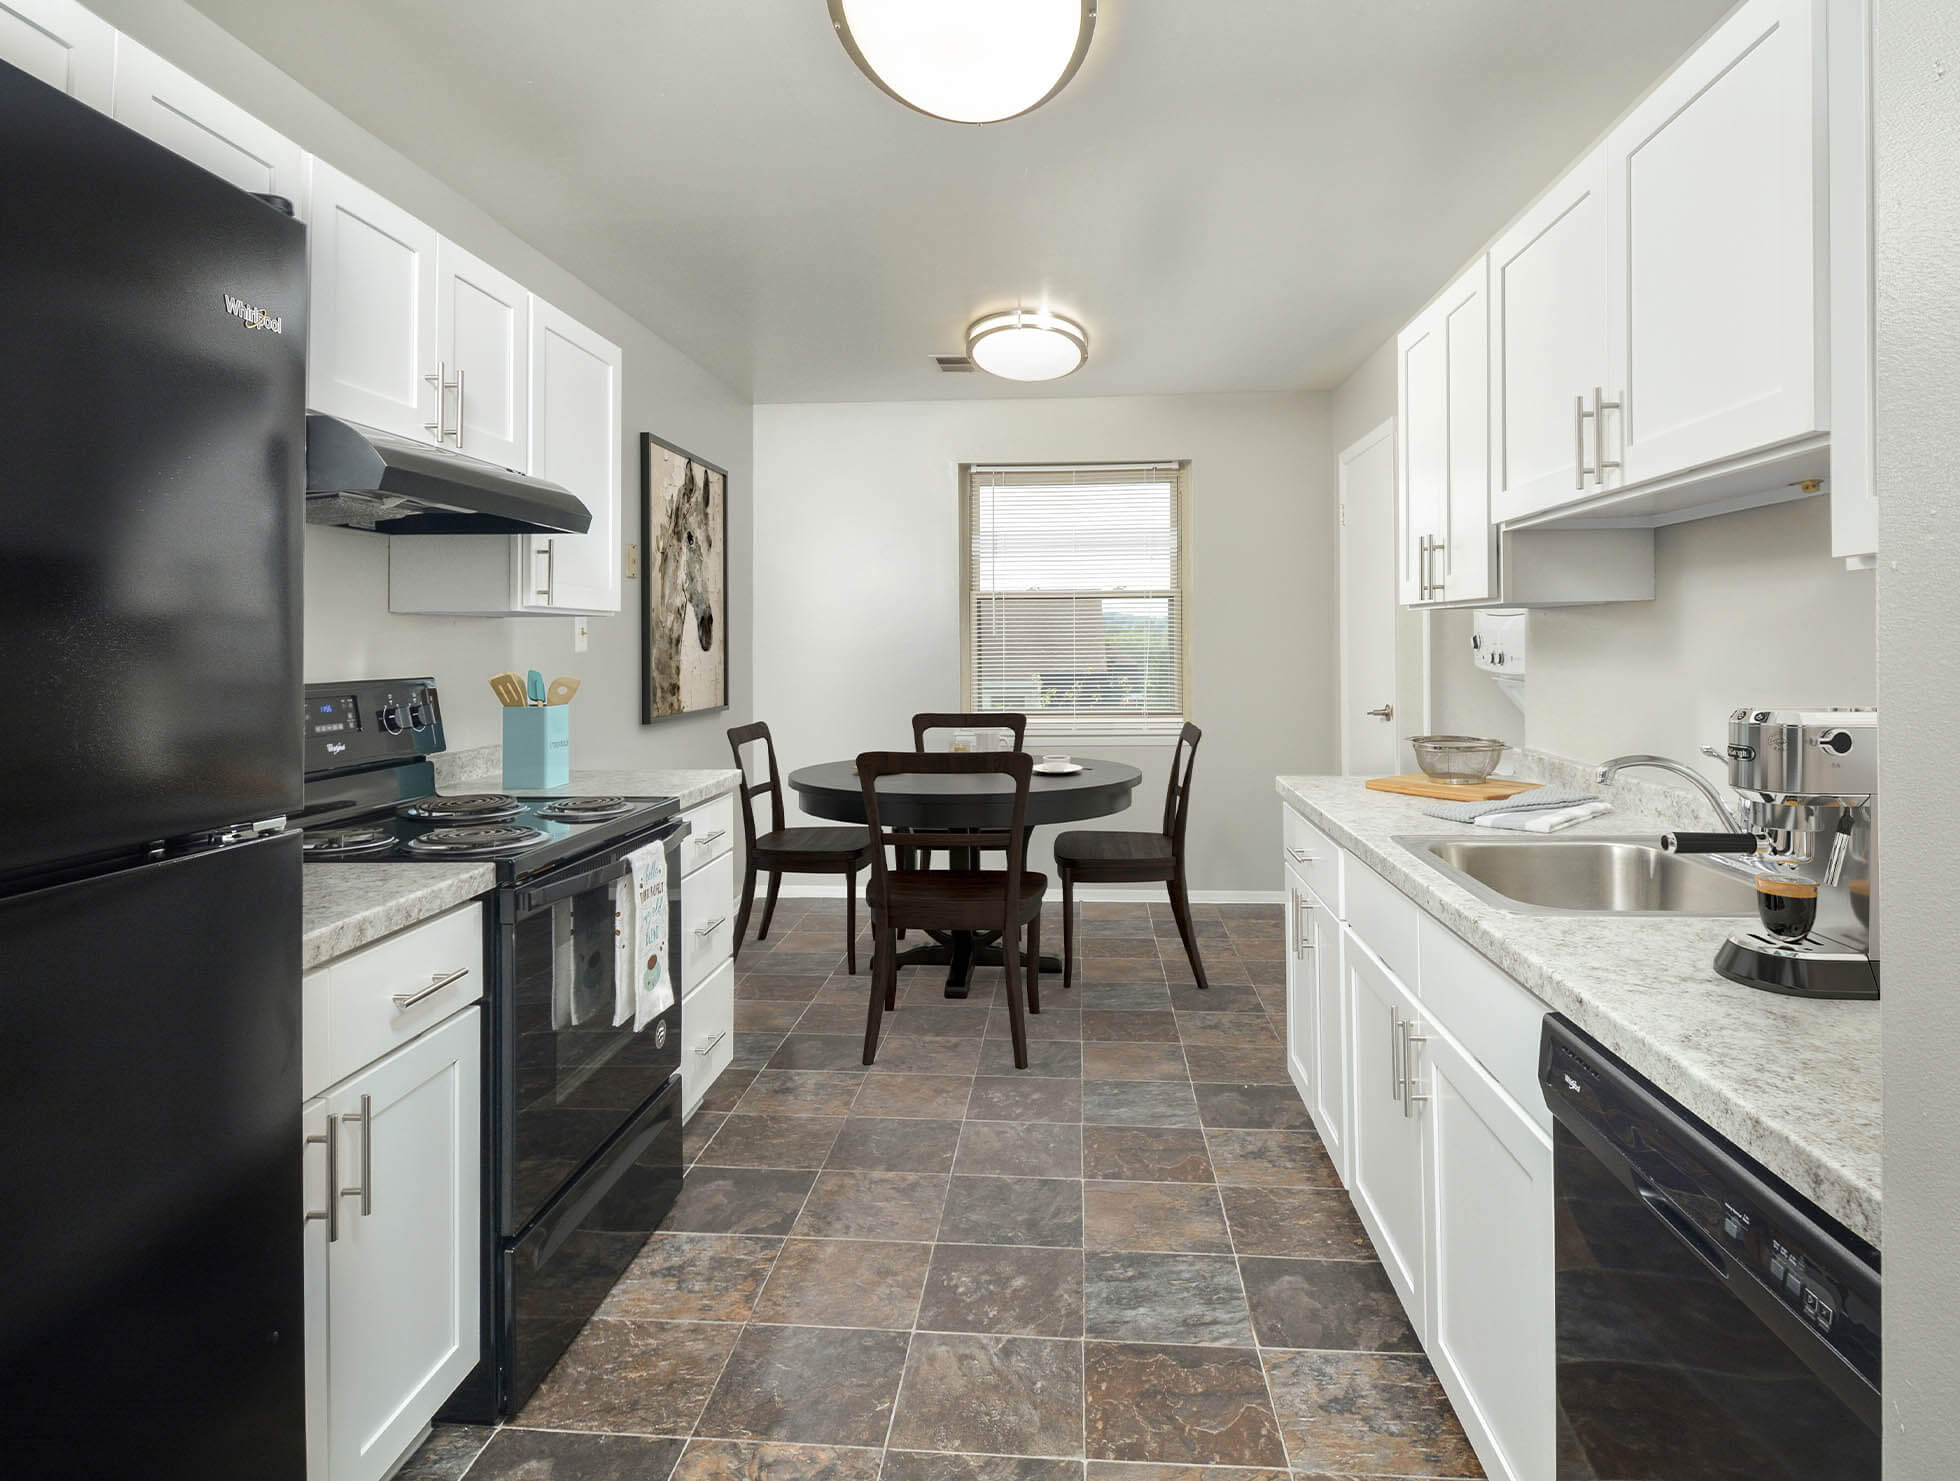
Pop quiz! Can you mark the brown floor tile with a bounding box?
[685,1114,727,1166]
[698,1068,761,1116]
[886,1456,1083,1481]
[1218,1186,1375,1259]
[1190,1083,1313,1130]
[1081,1010,1182,1043]
[1080,1080,1201,1128]
[917,1242,1085,1336]
[1238,1257,1420,1352]
[968,1074,1084,1123]
[1083,1341,1287,1466]
[1245,960,1287,988]
[792,1004,881,1038]
[980,1038,1084,1076]
[671,1440,885,1481]
[1166,983,1265,1014]
[666,1168,820,1235]
[735,976,828,1002]
[984,1003,1081,1041]
[1080,936,1164,959]
[735,1033,790,1069]
[696,1325,911,1446]
[764,952,851,976]
[1083,1181,1231,1254]
[1231,939,1286,960]
[750,1237,931,1329]
[1083,1126,1214,1183]
[1080,958,1168,985]
[1074,983,1174,1011]
[396,1425,494,1481]
[735,1071,866,1116]
[887,1004,992,1038]
[1084,1252,1253,1346]
[939,1175,1084,1248]
[955,1120,1083,1178]
[1176,1014,1279,1046]
[1083,1043,1188,1082]
[791,1170,949,1241]
[517,1317,738,1434]
[1085,1465,1284,1481]
[598,1233,783,1322]
[1205,1129,1340,1187]
[849,1073,975,1119]
[868,1036,985,1075]
[1180,1046,1287,1083]
[1262,1350,1482,1477]
[737,1002,811,1035]
[889,1333,1085,1457]
[468,1429,687,1480]
[1164,959,1251,988]
[768,1035,876,1071]
[825,1116,963,1174]
[699,1114,844,1169]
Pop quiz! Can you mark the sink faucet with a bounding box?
[1595,754,1749,834]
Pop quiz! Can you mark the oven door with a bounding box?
[493,820,685,1236]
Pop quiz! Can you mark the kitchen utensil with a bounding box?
[547,676,582,706]
[489,671,528,707]
[1366,774,1540,802]
[1408,734,1509,784]
[526,669,546,706]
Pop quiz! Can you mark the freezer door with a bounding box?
[0,65,306,876]
[0,831,305,1479]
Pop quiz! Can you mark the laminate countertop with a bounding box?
[302,767,742,970]
[1277,775,1882,1249]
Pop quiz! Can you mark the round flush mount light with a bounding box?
[828,0,1097,125]
[966,308,1089,382]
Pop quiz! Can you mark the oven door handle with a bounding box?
[1636,1180,1730,1280]
[513,824,683,910]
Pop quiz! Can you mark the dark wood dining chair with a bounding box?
[727,721,876,972]
[1053,722,1208,993]
[904,713,1028,874]
[858,750,1046,1069]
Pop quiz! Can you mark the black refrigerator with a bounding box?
[0,62,308,1479]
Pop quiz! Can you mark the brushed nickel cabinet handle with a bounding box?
[533,540,554,603]
[693,916,728,938]
[694,1030,728,1055]
[1594,386,1622,480]
[1389,1006,1403,1102]
[1401,1020,1429,1117]
[695,829,726,847]
[394,967,469,1009]
[1366,704,1394,720]
[338,1094,373,1218]
[304,1115,339,1242]
[1286,847,1314,864]
[1575,393,1594,488]
[424,359,457,441]
[454,366,466,449]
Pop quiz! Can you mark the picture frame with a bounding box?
[640,432,729,723]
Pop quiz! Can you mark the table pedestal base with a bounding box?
[890,931,1064,998]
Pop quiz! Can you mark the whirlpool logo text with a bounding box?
[223,293,283,334]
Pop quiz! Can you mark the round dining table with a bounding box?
[787,757,1144,997]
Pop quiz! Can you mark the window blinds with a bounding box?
[963,462,1186,734]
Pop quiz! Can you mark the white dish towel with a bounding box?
[613,840,674,1032]
[1421,787,1613,834]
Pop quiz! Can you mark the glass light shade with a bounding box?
[966,309,1089,381]
[829,0,1096,124]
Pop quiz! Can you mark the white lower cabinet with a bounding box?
[1285,869,1348,1179]
[1344,938,1427,1325]
[679,794,738,1120]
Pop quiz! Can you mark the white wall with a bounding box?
[94,0,752,770]
[752,393,1335,894]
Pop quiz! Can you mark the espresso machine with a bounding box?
[1668,707,1878,999]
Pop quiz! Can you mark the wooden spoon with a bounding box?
[546,676,582,706]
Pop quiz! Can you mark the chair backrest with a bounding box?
[1162,722,1203,847]
[911,711,1028,753]
[726,721,785,847]
[858,750,1033,917]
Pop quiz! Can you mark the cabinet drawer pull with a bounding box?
[692,916,728,938]
[1401,1020,1429,1118]
[694,1030,728,1055]
[1286,847,1314,864]
[305,1116,339,1242]
[694,829,727,848]
[1593,385,1622,480]
[1389,1006,1403,1102]
[338,1093,373,1217]
[1295,893,1315,956]
[1575,393,1595,488]
[394,966,469,1009]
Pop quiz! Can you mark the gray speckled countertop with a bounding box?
[301,768,740,970]
[1276,774,1881,1248]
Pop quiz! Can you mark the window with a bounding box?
[962,461,1187,737]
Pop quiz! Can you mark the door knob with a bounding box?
[1366,704,1394,721]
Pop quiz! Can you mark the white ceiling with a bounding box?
[189,0,1730,403]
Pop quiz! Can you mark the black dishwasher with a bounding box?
[1539,1016,1879,1479]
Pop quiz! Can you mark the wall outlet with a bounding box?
[572,615,590,654]
[625,543,640,580]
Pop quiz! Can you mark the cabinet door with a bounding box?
[683,957,735,1120]
[437,239,529,471]
[1396,300,1447,606]
[1433,258,1491,604]
[1489,150,1608,521]
[326,1008,481,1481]
[1284,873,1316,1108]
[1307,889,1348,1181]
[307,158,441,443]
[111,38,305,206]
[1344,937,1425,1325]
[302,1096,331,1481]
[1421,1024,1554,1481]
[1604,0,1824,486]
[524,298,622,613]
[1827,0,1876,564]
[0,0,112,108]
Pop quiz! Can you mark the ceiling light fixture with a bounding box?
[827,0,1097,125]
[966,308,1089,382]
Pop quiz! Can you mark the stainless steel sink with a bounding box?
[1394,835,1759,916]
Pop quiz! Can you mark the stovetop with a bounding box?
[298,789,681,878]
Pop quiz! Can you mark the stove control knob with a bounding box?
[407,701,430,731]
[378,701,405,735]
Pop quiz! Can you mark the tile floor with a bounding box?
[405,898,1484,1481]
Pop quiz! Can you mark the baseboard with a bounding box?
[770,881,1283,905]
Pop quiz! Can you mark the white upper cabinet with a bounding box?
[1488,150,1608,523]
[306,157,442,442]
[1603,0,1826,488]
[525,296,623,614]
[436,238,529,471]
[1827,0,1876,566]
[0,0,113,110]
[1398,256,1493,607]
[111,37,305,206]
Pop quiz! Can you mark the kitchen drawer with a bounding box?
[1345,857,1419,986]
[681,957,734,1119]
[681,851,735,994]
[319,903,484,1094]
[679,793,735,878]
[1282,804,1345,918]
[1417,915,1552,1134]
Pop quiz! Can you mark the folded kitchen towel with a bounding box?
[1475,799,1615,833]
[1421,787,1606,824]
[619,839,674,1032]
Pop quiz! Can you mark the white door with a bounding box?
[326,1009,480,1481]
[307,159,441,443]
[1337,419,1399,776]
[1605,0,1823,486]
[111,38,305,206]
[525,297,622,614]
[437,239,529,470]
[1488,149,1609,521]
[1307,888,1348,1181]
[1344,939,1426,1325]
[0,0,113,109]
[1422,1024,1554,1481]
[1284,871,1317,1109]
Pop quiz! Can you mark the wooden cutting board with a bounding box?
[1365,774,1542,802]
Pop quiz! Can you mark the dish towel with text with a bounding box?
[1421,787,1613,833]
[613,840,674,1031]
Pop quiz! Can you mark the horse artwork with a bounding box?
[641,433,728,721]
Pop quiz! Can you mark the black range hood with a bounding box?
[304,413,592,535]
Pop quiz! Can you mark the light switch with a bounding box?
[572,616,589,654]
[625,543,640,580]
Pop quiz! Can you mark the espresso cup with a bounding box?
[1754,875,1818,942]
[1041,754,1071,769]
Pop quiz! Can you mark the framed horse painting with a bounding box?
[640,432,728,721]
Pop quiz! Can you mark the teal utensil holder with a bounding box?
[503,705,571,789]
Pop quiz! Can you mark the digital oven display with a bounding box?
[309,696,360,736]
